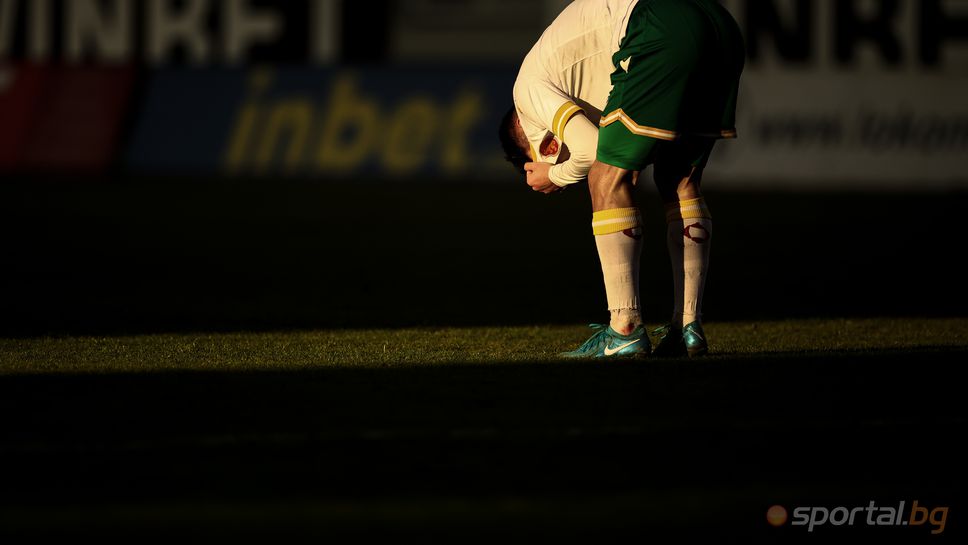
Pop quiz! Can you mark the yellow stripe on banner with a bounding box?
[592,207,641,236]
[666,198,712,222]
[552,102,582,140]
[600,109,679,141]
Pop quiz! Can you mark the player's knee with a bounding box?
[588,161,632,185]
[588,161,635,209]
[676,173,703,201]
[655,167,703,204]
[589,161,633,189]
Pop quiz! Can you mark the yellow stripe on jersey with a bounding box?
[552,102,583,140]
[665,198,712,223]
[599,109,678,141]
[592,207,642,236]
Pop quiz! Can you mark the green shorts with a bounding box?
[598,0,745,171]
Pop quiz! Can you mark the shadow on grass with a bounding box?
[0,347,965,541]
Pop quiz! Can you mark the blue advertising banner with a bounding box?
[126,67,519,180]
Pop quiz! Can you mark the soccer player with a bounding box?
[500,0,744,358]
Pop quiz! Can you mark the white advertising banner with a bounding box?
[709,0,968,188]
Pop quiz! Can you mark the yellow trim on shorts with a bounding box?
[599,109,678,141]
[552,102,583,140]
[601,110,738,141]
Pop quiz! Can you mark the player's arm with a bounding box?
[548,111,599,187]
[516,81,598,193]
[522,100,598,193]
[524,113,597,193]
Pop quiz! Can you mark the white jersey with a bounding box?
[512,0,639,183]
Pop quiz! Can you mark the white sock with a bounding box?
[666,198,712,328]
[592,207,643,335]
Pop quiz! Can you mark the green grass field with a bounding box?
[2,318,966,373]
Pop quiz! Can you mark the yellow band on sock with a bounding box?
[665,198,712,223]
[593,207,641,236]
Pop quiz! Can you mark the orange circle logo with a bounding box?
[767,505,788,527]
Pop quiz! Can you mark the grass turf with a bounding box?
[3,318,966,374]
[1,319,966,541]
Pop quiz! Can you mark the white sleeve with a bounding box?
[513,78,584,161]
[548,112,599,187]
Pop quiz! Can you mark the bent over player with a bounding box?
[500,0,744,358]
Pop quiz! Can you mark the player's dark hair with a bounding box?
[499,107,529,174]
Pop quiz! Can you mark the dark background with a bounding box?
[2,180,965,337]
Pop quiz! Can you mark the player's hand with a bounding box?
[524,162,562,194]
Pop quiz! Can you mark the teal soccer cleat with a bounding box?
[561,324,652,359]
[652,321,709,358]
